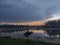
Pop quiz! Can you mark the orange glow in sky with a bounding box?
[19,21,44,25]
[1,21,45,26]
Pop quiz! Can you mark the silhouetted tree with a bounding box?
[24,30,33,43]
[45,19,60,28]
[24,31,33,37]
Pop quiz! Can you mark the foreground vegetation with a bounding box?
[0,38,59,45]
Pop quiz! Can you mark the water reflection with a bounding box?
[0,29,49,38]
[29,30,45,33]
[0,29,60,38]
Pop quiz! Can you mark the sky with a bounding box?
[0,0,60,25]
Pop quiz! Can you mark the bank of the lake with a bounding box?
[0,38,59,45]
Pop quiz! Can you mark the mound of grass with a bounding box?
[0,38,59,45]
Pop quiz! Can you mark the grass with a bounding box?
[0,38,59,45]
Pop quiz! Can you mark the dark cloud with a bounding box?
[0,0,60,22]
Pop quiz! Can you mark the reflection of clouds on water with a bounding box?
[0,30,49,38]
[31,33,49,37]
[32,30,45,33]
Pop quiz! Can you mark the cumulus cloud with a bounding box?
[0,0,60,22]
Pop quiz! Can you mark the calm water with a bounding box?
[0,29,49,38]
[0,29,60,38]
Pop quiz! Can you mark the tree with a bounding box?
[24,30,33,37]
[24,30,33,43]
